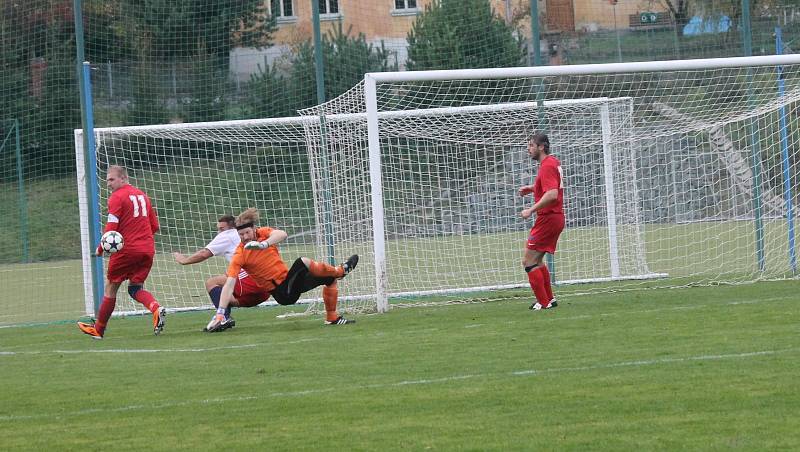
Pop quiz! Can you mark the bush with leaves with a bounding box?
[245,24,398,118]
[406,0,526,71]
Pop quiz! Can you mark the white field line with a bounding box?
[0,347,795,422]
[0,338,319,355]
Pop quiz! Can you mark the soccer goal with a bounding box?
[302,54,800,312]
[76,54,800,317]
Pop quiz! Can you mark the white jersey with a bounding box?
[205,228,240,262]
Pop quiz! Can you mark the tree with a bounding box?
[405,0,526,71]
[0,1,80,177]
[245,24,397,118]
[111,0,277,124]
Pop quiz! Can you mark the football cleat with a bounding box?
[340,254,359,277]
[153,306,167,335]
[77,322,103,340]
[219,316,236,331]
[204,314,235,333]
[529,299,558,311]
[324,316,355,325]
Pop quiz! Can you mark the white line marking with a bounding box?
[0,338,318,356]
[0,347,795,422]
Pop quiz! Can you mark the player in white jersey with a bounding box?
[173,215,268,329]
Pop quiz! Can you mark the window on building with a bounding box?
[271,0,294,18]
[319,0,339,15]
[395,0,417,9]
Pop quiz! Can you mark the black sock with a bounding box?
[208,286,222,308]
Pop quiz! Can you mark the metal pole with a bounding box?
[312,0,336,265]
[741,0,765,272]
[776,27,796,274]
[13,120,29,263]
[530,0,541,66]
[742,0,753,57]
[107,60,113,99]
[74,0,105,314]
[614,4,622,62]
[672,16,681,59]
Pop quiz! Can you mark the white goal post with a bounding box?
[76,54,800,317]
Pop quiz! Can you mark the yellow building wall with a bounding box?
[572,1,669,32]
[270,0,527,46]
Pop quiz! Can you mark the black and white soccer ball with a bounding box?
[100,231,124,254]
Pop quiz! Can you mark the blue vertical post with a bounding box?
[742,0,765,272]
[75,0,104,314]
[776,27,796,274]
[13,120,29,263]
[81,62,104,313]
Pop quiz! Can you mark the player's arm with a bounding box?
[218,276,237,309]
[173,248,213,265]
[97,195,122,256]
[521,165,560,219]
[518,184,535,197]
[244,228,289,250]
[218,254,243,309]
[147,197,160,234]
[521,189,557,219]
[531,189,559,211]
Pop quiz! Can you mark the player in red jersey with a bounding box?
[78,165,166,338]
[519,133,565,310]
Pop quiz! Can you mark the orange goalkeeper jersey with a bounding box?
[226,227,289,292]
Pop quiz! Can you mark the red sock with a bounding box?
[133,289,160,313]
[309,260,344,278]
[539,266,554,302]
[96,296,116,336]
[322,283,339,322]
[526,267,549,306]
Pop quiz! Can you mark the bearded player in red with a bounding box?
[78,165,166,338]
[519,134,564,311]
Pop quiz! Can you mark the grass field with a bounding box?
[1,281,798,450]
[2,215,799,326]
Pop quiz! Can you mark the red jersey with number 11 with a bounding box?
[107,184,159,253]
[533,155,564,215]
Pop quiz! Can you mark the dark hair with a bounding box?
[218,215,235,226]
[529,133,550,153]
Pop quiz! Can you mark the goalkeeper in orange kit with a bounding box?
[204,208,358,332]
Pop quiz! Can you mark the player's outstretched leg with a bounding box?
[322,281,355,325]
[341,254,358,277]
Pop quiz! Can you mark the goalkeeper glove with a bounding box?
[245,240,268,250]
[96,245,104,256]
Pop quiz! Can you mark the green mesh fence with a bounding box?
[1,0,798,325]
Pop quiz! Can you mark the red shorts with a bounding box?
[107,251,154,284]
[233,272,270,307]
[526,213,565,253]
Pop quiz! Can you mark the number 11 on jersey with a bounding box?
[129,195,147,217]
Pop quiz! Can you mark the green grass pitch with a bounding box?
[1,281,798,450]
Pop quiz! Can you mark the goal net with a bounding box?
[77,55,800,317]
[302,55,800,312]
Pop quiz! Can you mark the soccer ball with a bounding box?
[100,231,124,254]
